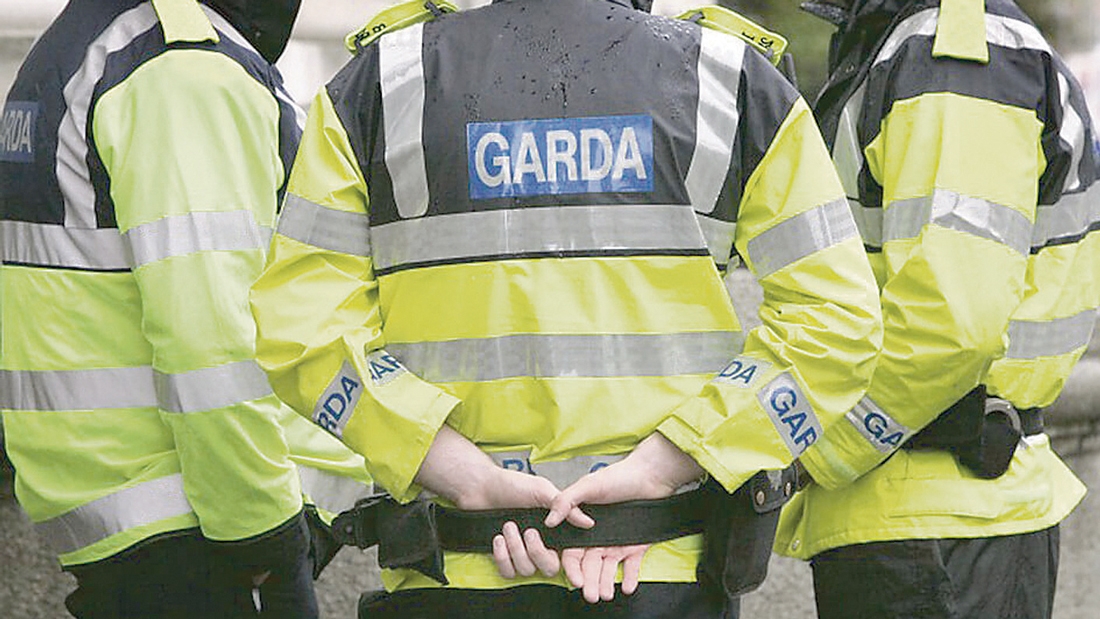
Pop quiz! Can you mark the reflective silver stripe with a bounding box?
[883,190,1032,255]
[35,474,194,556]
[845,396,913,454]
[202,7,308,131]
[380,24,429,219]
[746,198,857,278]
[0,220,129,270]
[154,360,274,414]
[1033,183,1100,248]
[875,10,1050,68]
[685,29,744,216]
[387,331,743,383]
[0,367,156,411]
[489,451,626,489]
[58,4,159,229]
[757,373,823,457]
[1056,72,1087,192]
[696,215,737,266]
[832,83,867,200]
[124,210,266,267]
[370,205,707,271]
[874,8,938,66]
[850,199,884,248]
[297,465,373,516]
[1006,309,1099,359]
[276,194,372,256]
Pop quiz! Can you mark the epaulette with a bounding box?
[932,0,989,64]
[150,0,217,45]
[344,0,459,53]
[676,6,788,67]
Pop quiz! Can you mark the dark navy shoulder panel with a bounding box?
[0,0,144,225]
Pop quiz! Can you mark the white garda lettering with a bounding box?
[580,128,613,181]
[475,132,510,187]
[611,126,646,180]
[0,111,18,151]
[16,111,32,153]
[545,129,578,182]
[513,131,546,184]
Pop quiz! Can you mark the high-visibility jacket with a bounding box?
[0,0,372,567]
[250,0,882,591]
[777,0,1091,560]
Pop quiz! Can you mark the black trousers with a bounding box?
[358,582,738,619]
[811,526,1060,619]
[65,530,318,619]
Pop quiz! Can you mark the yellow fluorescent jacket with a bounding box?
[251,0,882,590]
[777,0,1091,560]
[0,0,371,566]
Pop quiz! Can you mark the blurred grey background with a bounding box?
[2,1,1099,617]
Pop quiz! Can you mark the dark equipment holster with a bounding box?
[331,467,798,598]
[903,386,1043,479]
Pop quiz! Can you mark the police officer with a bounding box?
[0,0,376,616]
[249,0,884,617]
[775,1,1094,617]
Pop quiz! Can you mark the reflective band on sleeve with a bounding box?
[831,82,867,199]
[153,360,274,414]
[695,214,737,266]
[380,24,429,219]
[757,373,823,457]
[850,199,884,248]
[58,4,159,229]
[0,367,156,411]
[0,220,129,270]
[370,204,707,272]
[1032,183,1100,249]
[277,194,372,256]
[1055,72,1087,192]
[386,331,742,383]
[312,361,364,438]
[845,396,913,454]
[884,190,1032,255]
[1006,309,1099,359]
[34,473,194,556]
[124,210,266,267]
[297,465,373,516]
[746,198,857,278]
[685,29,744,216]
[488,451,626,489]
[875,10,1049,69]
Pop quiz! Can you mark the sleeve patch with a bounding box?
[0,101,37,163]
[757,373,823,456]
[713,355,772,388]
[312,361,364,437]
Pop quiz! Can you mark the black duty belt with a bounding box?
[332,483,718,556]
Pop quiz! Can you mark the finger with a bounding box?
[492,534,516,579]
[581,547,605,604]
[561,548,585,588]
[523,528,561,577]
[621,549,645,595]
[599,550,619,601]
[502,521,537,577]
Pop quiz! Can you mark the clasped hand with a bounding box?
[416,428,704,604]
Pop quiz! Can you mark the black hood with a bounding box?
[204,0,302,63]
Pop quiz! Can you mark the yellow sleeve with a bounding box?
[251,88,459,503]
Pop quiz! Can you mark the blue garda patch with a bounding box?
[757,374,823,457]
[0,101,38,163]
[467,114,654,199]
[313,361,363,437]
